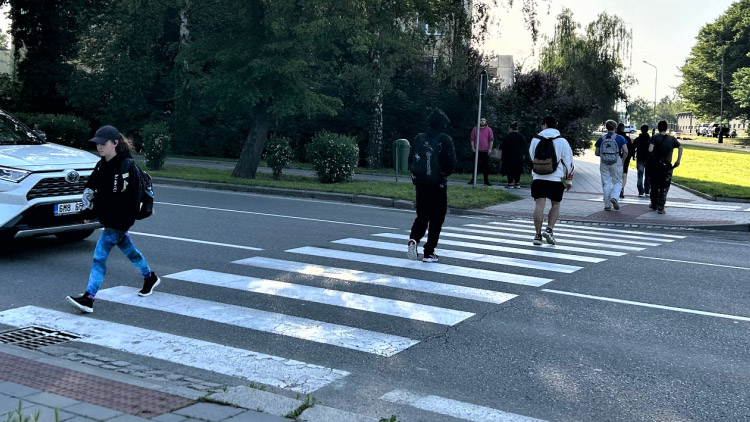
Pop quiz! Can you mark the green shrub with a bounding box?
[264,136,293,179]
[13,113,90,149]
[141,121,171,170]
[306,131,359,183]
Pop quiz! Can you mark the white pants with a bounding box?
[600,159,623,207]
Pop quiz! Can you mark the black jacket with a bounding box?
[632,133,651,162]
[86,151,140,231]
[409,109,457,184]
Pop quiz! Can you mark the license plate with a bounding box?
[54,202,84,216]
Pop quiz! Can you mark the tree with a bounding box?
[678,0,750,122]
[0,0,94,113]
[539,8,633,127]
[62,0,180,134]
[627,97,653,127]
[730,65,750,109]
[175,0,345,179]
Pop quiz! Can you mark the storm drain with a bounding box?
[0,326,81,350]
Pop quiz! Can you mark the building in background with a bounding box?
[677,111,747,135]
[486,55,514,88]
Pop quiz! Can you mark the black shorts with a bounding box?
[531,179,565,202]
[623,158,631,173]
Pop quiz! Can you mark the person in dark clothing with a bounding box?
[500,121,526,188]
[648,120,683,214]
[617,122,634,198]
[407,109,457,263]
[66,126,160,314]
[632,124,651,197]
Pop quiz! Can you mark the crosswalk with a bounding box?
[0,219,685,405]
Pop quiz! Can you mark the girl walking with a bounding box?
[66,125,159,313]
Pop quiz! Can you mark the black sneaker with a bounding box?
[542,228,556,245]
[533,234,543,245]
[66,293,93,313]
[138,272,161,297]
[422,253,439,263]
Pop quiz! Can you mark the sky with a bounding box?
[482,0,736,103]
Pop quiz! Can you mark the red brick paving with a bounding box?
[0,352,193,418]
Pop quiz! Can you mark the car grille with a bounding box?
[26,176,90,200]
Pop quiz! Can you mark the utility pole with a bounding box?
[472,70,488,187]
[718,47,725,144]
[643,61,657,131]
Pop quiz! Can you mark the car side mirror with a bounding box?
[32,129,47,141]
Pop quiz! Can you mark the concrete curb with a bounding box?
[671,181,750,203]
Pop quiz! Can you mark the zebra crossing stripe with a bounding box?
[381,389,546,422]
[582,197,741,211]
[333,238,582,273]
[165,269,474,326]
[506,219,686,239]
[234,257,517,305]
[436,231,627,257]
[373,233,606,263]
[488,222,675,242]
[96,286,418,357]
[441,226,645,252]
[463,224,660,247]
[0,306,348,394]
[287,246,553,287]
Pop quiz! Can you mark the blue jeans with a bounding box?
[636,161,650,195]
[86,228,151,296]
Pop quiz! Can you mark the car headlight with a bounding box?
[0,166,31,183]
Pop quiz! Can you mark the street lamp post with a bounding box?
[643,60,657,131]
[718,47,726,144]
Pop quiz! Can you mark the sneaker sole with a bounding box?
[610,198,620,210]
[422,259,438,263]
[407,242,418,261]
[542,232,556,245]
[66,296,93,313]
[138,277,161,297]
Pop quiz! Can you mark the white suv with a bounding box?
[0,109,101,242]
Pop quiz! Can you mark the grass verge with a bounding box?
[671,145,750,199]
[149,165,521,209]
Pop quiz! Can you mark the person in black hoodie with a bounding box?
[66,125,159,313]
[406,108,457,263]
[632,124,651,196]
[617,122,634,198]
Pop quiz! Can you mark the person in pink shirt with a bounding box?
[469,117,495,186]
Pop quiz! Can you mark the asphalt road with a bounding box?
[1,184,749,422]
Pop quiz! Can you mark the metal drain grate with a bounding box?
[0,326,81,350]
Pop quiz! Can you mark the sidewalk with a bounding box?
[144,153,750,230]
[0,341,377,421]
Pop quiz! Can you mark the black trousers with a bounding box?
[409,184,448,255]
[470,151,490,182]
[650,168,672,210]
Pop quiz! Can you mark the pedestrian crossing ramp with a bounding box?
[0,219,684,395]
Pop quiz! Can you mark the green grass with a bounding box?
[149,165,521,209]
[671,145,750,199]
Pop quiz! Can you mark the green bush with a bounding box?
[306,131,359,183]
[264,136,293,179]
[141,121,171,170]
[13,113,90,149]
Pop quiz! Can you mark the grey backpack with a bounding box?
[600,134,620,165]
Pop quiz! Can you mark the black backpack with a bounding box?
[532,136,559,174]
[410,134,442,185]
[121,158,154,220]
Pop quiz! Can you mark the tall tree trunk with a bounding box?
[232,101,270,179]
[367,90,383,168]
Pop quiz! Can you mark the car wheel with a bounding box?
[55,229,96,242]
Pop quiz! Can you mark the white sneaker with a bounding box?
[610,197,620,210]
[407,239,418,260]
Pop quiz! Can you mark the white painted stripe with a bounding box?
[156,201,397,230]
[333,238,582,273]
[637,256,750,271]
[464,224,660,246]
[287,247,553,287]
[97,286,418,357]
[166,269,473,326]
[234,257,517,305]
[441,226,645,252]
[437,231,626,257]
[0,306,348,393]
[583,198,741,211]
[381,389,546,422]
[489,222,674,242]
[508,219,686,239]
[374,233,605,263]
[542,289,750,322]
[129,231,263,251]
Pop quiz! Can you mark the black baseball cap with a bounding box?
[89,125,121,145]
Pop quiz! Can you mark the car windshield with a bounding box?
[0,112,43,146]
